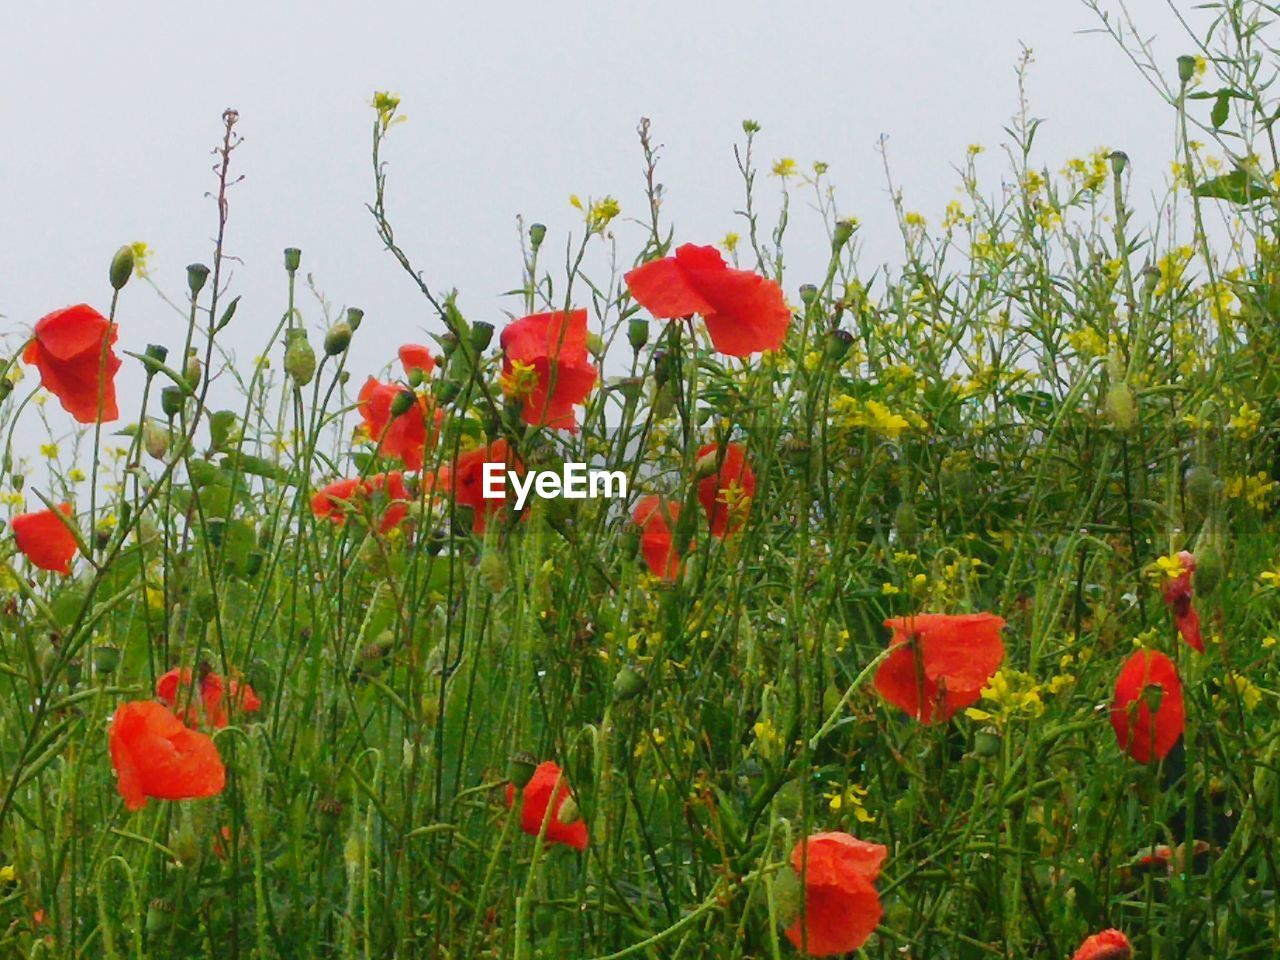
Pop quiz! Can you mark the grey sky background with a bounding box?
[1,0,1193,456]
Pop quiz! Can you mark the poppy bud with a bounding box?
[612,665,645,702]
[770,866,804,926]
[799,283,818,306]
[390,389,417,418]
[529,222,547,248]
[1185,465,1216,511]
[184,350,203,391]
[284,247,302,273]
[628,318,649,352]
[109,245,135,291]
[1109,150,1129,176]
[284,330,316,387]
[324,322,352,356]
[437,379,462,405]
[146,898,175,935]
[143,420,169,461]
[346,307,364,331]
[470,321,495,352]
[1142,683,1165,713]
[832,218,856,253]
[1141,264,1161,296]
[507,751,538,789]
[1195,542,1222,595]
[185,263,210,297]
[160,387,184,419]
[586,332,604,357]
[973,725,1002,758]
[554,794,580,826]
[695,448,721,479]
[1177,55,1197,85]
[825,329,854,364]
[92,644,120,675]
[1105,382,1137,432]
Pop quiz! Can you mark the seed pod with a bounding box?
[184,350,202,391]
[284,330,316,386]
[345,307,364,331]
[612,665,645,702]
[556,795,579,825]
[92,645,121,675]
[1109,150,1129,176]
[160,387,184,419]
[187,263,210,297]
[627,318,649,352]
[146,898,175,935]
[1185,465,1216,511]
[825,328,854,364]
[507,752,537,789]
[529,222,547,248]
[316,798,344,836]
[799,283,818,306]
[470,321,494,352]
[832,218,856,253]
[143,420,169,461]
[973,726,1002,758]
[390,389,417,418]
[1177,55,1197,85]
[324,322,352,356]
[109,245,135,291]
[283,247,302,273]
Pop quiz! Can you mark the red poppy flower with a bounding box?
[695,442,755,537]
[311,472,410,534]
[156,667,262,729]
[633,495,680,580]
[1072,929,1132,960]
[624,244,791,357]
[499,309,597,432]
[1110,649,1184,763]
[785,832,886,957]
[504,760,588,850]
[24,304,122,423]
[425,440,521,533]
[11,504,77,575]
[1161,550,1203,653]
[357,377,440,471]
[873,613,1006,723]
[399,344,437,379]
[108,700,226,811]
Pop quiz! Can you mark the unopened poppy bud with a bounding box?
[92,644,121,675]
[143,420,169,461]
[556,795,579,825]
[1177,55,1197,85]
[586,332,604,357]
[612,665,645,702]
[1105,381,1138,432]
[284,330,316,386]
[439,331,459,358]
[390,389,417,418]
[832,218,856,252]
[695,448,721,479]
[825,328,854,363]
[146,898,175,935]
[346,307,364,331]
[437,378,462,405]
[973,725,1002,758]
[1142,683,1165,712]
[109,245,135,291]
[1195,543,1222,594]
[507,751,538,789]
[1109,150,1129,176]
[184,350,202,390]
[283,247,302,273]
[160,386,184,419]
[1185,465,1216,510]
[771,867,804,926]
[529,222,547,249]
[324,322,352,356]
[470,321,495,352]
[799,283,818,306]
[628,317,650,352]
[187,263,210,297]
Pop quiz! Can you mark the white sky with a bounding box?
[1,0,1193,452]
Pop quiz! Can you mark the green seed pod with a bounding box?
[782,437,811,465]
[470,321,494,352]
[284,329,316,386]
[529,222,547,249]
[324,322,352,356]
[1195,542,1223,595]
[283,247,302,273]
[184,350,202,391]
[144,343,169,366]
[1109,150,1129,176]
[92,645,121,675]
[143,420,169,461]
[825,328,854,364]
[390,389,417,418]
[109,245,135,291]
[586,331,604,357]
[832,218,856,253]
[973,725,1002,758]
[345,307,364,331]
[612,665,645,702]
[628,318,650,353]
[1185,465,1217,511]
[556,795,579,825]
[1177,55,1197,85]
[799,283,818,306]
[507,752,538,789]
[146,897,175,935]
[187,263,210,297]
[1141,264,1161,297]
[439,331,458,358]
[160,386,184,419]
[616,377,643,404]
[1142,682,1164,713]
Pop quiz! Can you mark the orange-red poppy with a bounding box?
[156,667,262,729]
[311,471,410,534]
[504,760,588,850]
[398,343,437,379]
[1072,929,1132,960]
[357,377,440,471]
[499,309,597,432]
[785,832,886,957]
[874,613,1006,723]
[1110,649,1184,763]
[624,244,791,357]
[1161,550,1203,653]
[11,504,77,575]
[109,700,226,811]
[695,442,755,537]
[24,304,122,423]
[425,440,520,533]
[633,495,680,580]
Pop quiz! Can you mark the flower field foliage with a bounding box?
[8,7,1280,959]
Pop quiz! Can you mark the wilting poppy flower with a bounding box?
[624,244,791,357]
[399,344,437,379]
[1110,649,1184,763]
[425,440,520,534]
[499,309,597,432]
[504,760,588,850]
[109,700,226,811]
[1161,550,1203,653]
[156,667,262,730]
[24,304,122,423]
[1072,929,1132,960]
[873,613,1006,723]
[785,832,886,956]
[12,504,77,575]
[695,442,755,537]
[633,495,680,580]
[311,471,410,534]
[357,377,440,471]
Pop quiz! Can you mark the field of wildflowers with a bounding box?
[5,4,1280,958]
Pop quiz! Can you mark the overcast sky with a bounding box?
[1,0,1193,452]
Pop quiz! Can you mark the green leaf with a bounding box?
[1193,169,1269,205]
[1211,90,1230,129]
